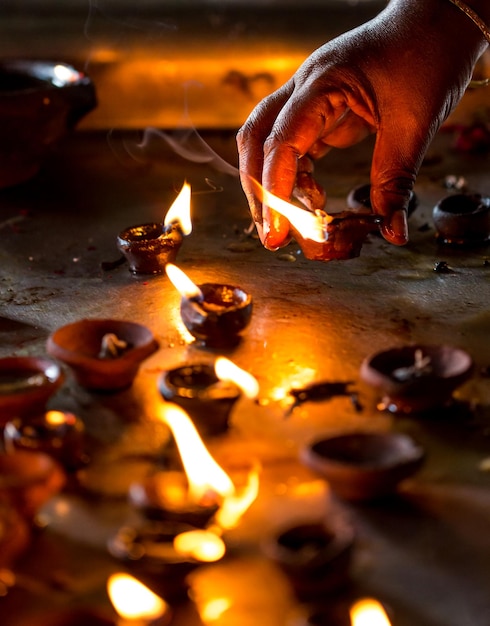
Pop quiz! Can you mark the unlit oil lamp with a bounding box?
[130,403,259,529]
[0,356,64,424]
[262,515,354,602]
[165,264,253,347]
[158,357,258,436]
[432,192,490,246]
[46,318,159,390]
[360,344,474,414]
[301,432,425,502]
[347,183,418,218]
[249,177,381,261]
[117,182,192,274]
[350,597,392,626]
[107,572,171,625]
[0,449,66,520]
[3,409,88,471]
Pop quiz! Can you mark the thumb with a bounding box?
[370,125,428,245]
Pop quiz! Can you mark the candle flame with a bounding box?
[166,263,203,300]
[214,357,259,399]
[173,529,226,562]
[350,598,391,626]
[248,176,331,242]
[156,403,259,528]
[45,410,72,426]
[163,181,192,235]
[107,573,168,621]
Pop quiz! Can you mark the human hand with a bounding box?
[237,0,488,251]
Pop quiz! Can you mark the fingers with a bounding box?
[370,123,432,245]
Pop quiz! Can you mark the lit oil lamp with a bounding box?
[130,403,259,529]
[360,344,474,414]
[249,177,381,261]
[0,449,66,521]
[301,432,425,502]
[0,356,64,424]
[107,572,171,625]
[117,181,192,274]
[46,318,159,390]
[433,192,490,246]
[108,520,226,604]
[3,409,88,471]
[158,357,258,436]
[350,598,392,626]
[262,514,355,602]
[165,264,253,347]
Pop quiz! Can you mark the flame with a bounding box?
[350,599,391,626]
[156,403,259,528]
[200,598,232,622]
[165,263,203,300]
[107,573,168,621]
[173,529,226,562]
[53,64,77,85]
[248,176,331,242]
[45,410,72,426]
[163,181,192,235]
[214,357,259,399]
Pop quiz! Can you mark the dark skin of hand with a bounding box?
[237,0,488,251]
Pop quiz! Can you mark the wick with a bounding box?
[392,349,433,382]
[0,373,47,394]
[98,333,129,359]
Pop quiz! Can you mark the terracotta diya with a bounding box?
[158,363,241,436]
[166,264,253,347]
[117,182,192,274]
[347,183,419,217]
[301,432,425,502]
[360,344,474,413]
[433,192,490,246]
[46,318,159,390]
[0,356,64,424]
[262,515,354,601]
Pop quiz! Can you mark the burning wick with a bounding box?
[214,357,259,400]
[165,263,203,300]
[98,333,129,359]
[117,182,192,274]
[107,572,170,624]
[350,598,391,626]
[392,349,432,382]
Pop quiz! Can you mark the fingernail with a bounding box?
[383,209,408,245]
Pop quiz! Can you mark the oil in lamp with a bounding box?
[3,409,88,471]
[165,264,253,347]
[158,357,258,436]
[433,192,490,246]
[117,181,192,274]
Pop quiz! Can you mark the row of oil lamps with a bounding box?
[0,183,481,626]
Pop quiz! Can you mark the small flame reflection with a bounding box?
[214,357,259,399]
[107,573,168,621]
[350,598,391,626]
[248,176,331,242]
[166,263,203,300]
[173,529,226,562]
[157,403,259,529]
[164,181,192,235]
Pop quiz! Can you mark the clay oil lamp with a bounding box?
[165,264,253,347]
[249,176,381,261]
[117,181,192,274]
[432,192,490,246]
[3,409,88,471]
[130,403,259,529]
[360,344,474,414]
[262,515,355,602]
[301,432,425,502]
[108,520,226,603]
[347,183,418,218]
[46,318,159,391]
[107,572,172,624]
[0,449,66,520]
[0,356,64,424]
[350,597,392,626]
[158,357,258,436]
